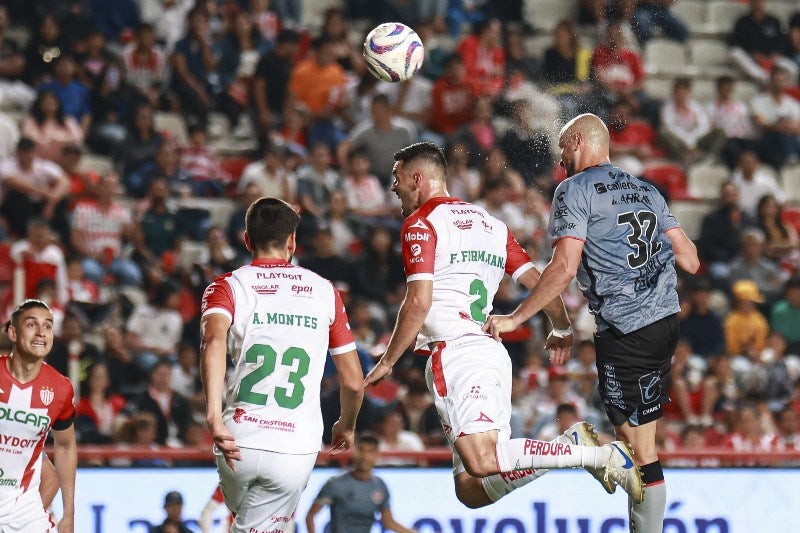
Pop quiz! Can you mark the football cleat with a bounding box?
[604,440,644,503]
[563,421,616,494]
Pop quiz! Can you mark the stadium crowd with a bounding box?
[0,0,798,465]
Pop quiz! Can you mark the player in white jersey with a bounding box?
[201,197,364,533]
[365,142,643,508]
[0,300,76,533]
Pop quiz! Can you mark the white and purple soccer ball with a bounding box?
[362,23,424,83]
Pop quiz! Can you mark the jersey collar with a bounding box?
[413,196,465,219]
[250,258,293,268]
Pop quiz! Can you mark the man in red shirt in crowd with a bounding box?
[430,54,473,136]
[457,18,505,97]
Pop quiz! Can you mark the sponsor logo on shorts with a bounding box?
[642,405,660,416]
[467,386,487,400]
[603,363,626,411]
[639,371,661,404]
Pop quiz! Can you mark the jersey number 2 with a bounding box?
[469,278,488,322]
[238,344,310,408]
[617,211,662,268]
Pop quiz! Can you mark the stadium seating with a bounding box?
[688,39,736,78]
[705,1,749,35]
[644,39,691,76]
[687,163,729,200]
[175,197,238,229]
[78,154,114,177]
[154,112,189,145]
[669,200,714,240]
[672,0,708,34]
[781,164,800,203]
[526,0,579,31]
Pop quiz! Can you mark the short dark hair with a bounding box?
[393,142,447,172]
[245,197,300,253]
[555,403,578,418]
[17,137,35,152]
[716,75,734,89]
[673,77,692,91]
[372,93,391,107]
[277,29,300,44]
[356,431,380,447]
[7,299,51,331]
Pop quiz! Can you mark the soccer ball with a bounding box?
[362,22,424,83]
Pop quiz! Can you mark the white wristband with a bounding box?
[551,326,573,338]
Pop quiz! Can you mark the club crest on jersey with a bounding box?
[482,220,493,233]
[372,490,385,505]
[40,387,54,406]
[453,220,472,230]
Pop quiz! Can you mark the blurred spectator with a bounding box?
[608,98,659,177]
[457,18,505,97]
[104,325,148,396]
[65,256,99,304]
[445,141,481,201]
[342,149,394,226]
[350,226,405,307]
[591,20,645,105]
[22,90,84,161]
[660,78,725,166]
[668,338,703,423]
[731,150,784,219]
[756,194,799,262]
[707,76,757,169]
[396,378,442,446]
[630,0,688,46]
[170,5,220,121]
[528,366,588,439]
[10,218,68,305]
[88,0,139,41]
[320,7,361,72]
[725,279,770,356]
[252,29,301,133]
[722,404,777,452]
[536,403,581,442]
[226,183,262,259]
[339,94,414,186]
[70,173,142,286]
[76,361,127,444]
[133,177,181,268]
[299,224,354,297]
[287,36,348,149]
[119,102,164,192]
[728,230,785,302]
[134,360,192,446]
[787,16,800,72]
[698,181,747,280]
[123,23,168,105]
[0,5,35,110]
[59,144,97,199]
[455,95,496,168]
[499,99,553,187]
[504,25,539,81]
[776,408,800,449]
[138,0,193,52]
[295,142,340,244]
[475,176,526,238]
[429,53,472,136]
[136,139,192,198]
[113,411,167,467]
[751,66,800,169]
[700,355,738,425]
[170,342,199,395]
[771,277,800,353]
[195,226,238,277]
[47,312,101,378]
[237,143,295,201]
[179,123,229,196]
[0,137,70,238]
[217,11,269,131]
[23,14,66,85]
[88,60,140,158]
[325,190,358,256]
[126,280,184,370]
[543,19,592,120]
[679,277,725,358]
[38,55,92,132]
[79,28,112,92]
[376,409,425,466]
[729,0,798,84]
[479,146,525,199]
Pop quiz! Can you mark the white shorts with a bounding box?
[216,446,317,533]
[0,488,55,532]
[424,336,512,476]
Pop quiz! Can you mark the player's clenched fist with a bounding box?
[330,419,355,454]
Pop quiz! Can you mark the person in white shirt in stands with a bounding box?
[706,75,757,169]
[10,218,68,305]
[659,78,726,166]
[237,144,295,202]
[751,65,800,169]
[731,149,785,219]
[375,409,425,466]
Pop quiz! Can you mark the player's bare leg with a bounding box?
[616,420,665,533]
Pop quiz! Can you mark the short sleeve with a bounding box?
[314,478,335,505]
[376,478,390,510]
[201,274,235,322]
[52,380,75,431]
[549,180,589,246]
[504,228,534,281]
[655,192,680,233]
[329,286,356,355]
[400,216,436,282]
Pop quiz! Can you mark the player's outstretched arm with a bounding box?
[484,238,583,343]
[666,227,700,274]
[200,313,241,470]
[381,507,419,533]
[331,348,364,453]
[52,425,77,533]
[365,280,432,386]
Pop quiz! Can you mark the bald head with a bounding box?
[558,114,611,177]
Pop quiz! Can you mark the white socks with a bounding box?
[495,437,611,472]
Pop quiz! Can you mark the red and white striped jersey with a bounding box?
[400,197,534,352]
[0,356,74,503]
[201,258,356,454]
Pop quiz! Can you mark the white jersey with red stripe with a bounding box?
[201,258,356,454]
[0,356,74,504]
[400,197,534,352]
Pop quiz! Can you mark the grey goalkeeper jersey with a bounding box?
[315,471,390,533]
[549,162,681,334]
